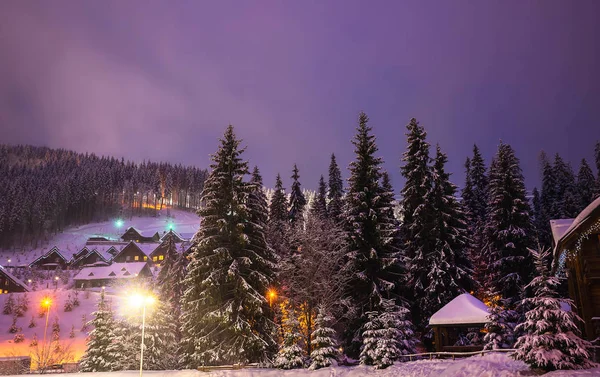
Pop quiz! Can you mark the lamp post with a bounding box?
[41,297,52,370]
[54,276,59,289]
[267,289,276,308]
[129,293,155,377]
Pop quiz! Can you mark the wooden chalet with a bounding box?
[28,247,70,270]
[0,266,30,293]
[120,227,160,243]
[73,262,151,288]
[160,230,186,243]
[149,240,194,265]
[112,242,151,263]
[429,293,489,352]
[552,196,600,344]
[70,249,110,269]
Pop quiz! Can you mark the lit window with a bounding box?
[134,256,139,261]
[3,290,7,294]
[152,256,157,262]
[4,280,8,286]
[143,256,148,261]
[159,255,164,261]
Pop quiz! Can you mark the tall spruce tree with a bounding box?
[577,159,596,211]
[464,145,488,296]
[539,151,557,248]
[327,154,344,223]
[343,112,402,356]
[423,145,473,313]
[267,174,288,258]
[180,125,275,366]
[513,247,595,371]
[484,142,534,309]
[399,118,437,328]
[288,164,306,225]
[310,175,328,218]
[554,155,579,218]
[79,290,117,372]
[531,188,544,242]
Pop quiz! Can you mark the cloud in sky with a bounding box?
[1,0,599,190]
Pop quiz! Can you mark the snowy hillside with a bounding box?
[0,209,199,267]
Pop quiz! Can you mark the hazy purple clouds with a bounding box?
[1,0,599,190]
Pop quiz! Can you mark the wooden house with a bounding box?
[159,230,186,243]
[73,262,151,288]
[112,242,152,263]
[70,249,110,269]
[28,247,70,270]
[120,227,160,243]
[552,196,600,343]
[0,266,30,293]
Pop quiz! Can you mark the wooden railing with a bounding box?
[398,349,516,361]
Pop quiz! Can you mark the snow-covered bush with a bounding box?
[3,294,15,315]
[483,294,515,350]
[513,247,595,371]
[8,316,18,333]
[13,333,24,343]
[309,309,339,370]
[28,316,36,328]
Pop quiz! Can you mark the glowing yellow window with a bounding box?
[152,256,157,262]
[134,256,139,261]
[3,290,7,294]
[159,255,164,261]
[143,256,148,261]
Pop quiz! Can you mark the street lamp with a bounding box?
[54,276,59,289]
[41,297,52,369]
[129,292,155,377]
[267,289,277,308]
[115,219,124,229]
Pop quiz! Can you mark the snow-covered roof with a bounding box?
[429,293,490,326]
[179,232,196,241]
[553,196,600,268]
[137,243,160,256]
[73,262,148,281]
[90,244,123,261]
[549,218,575,245]
[0,266,30,292]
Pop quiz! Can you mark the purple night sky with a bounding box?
[1,0,599,191]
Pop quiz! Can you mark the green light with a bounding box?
[115,219,124,228]
[168,223,174,231]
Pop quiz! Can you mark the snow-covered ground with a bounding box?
[0,209,200,267]
[2,353,598,376]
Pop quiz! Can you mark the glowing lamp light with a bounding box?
[54,276,59,281]
[267,289,277,307]
[41,298,52,307]
[115,219,124,228]
[129,293,155,309]
[167,222,175,231]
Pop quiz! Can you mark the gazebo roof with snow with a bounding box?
[429,293,490,326]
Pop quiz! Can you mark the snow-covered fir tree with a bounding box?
[538,151,557,248]
[180,125,276,367]
[484,142,534,309]
[140,301,179,370]
[309,175,328,218]
[483,294,516,350]
[360,299,416,369]
[462,145,488,297]
[532,188,543,243]
[426,145,473,302]
[308,308,339,370]
[156,231,186,361]
[327,154,344,223]
[553,154,579,218]
[79,290,117,372]
[399,118,436,329]
[274,310,304,369]
[267,173,288,258]
[3,293,14,315]
[288,164,307,225]
[513,247,595,371]
[343,112,404,356]
[577,159,596,211]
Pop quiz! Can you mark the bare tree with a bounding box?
[29,340,74,374]
[280,215,350,354]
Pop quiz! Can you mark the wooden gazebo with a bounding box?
[429,293,490,352]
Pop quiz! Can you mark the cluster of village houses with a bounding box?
[0,198,599,355]
[0,227,194,294]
